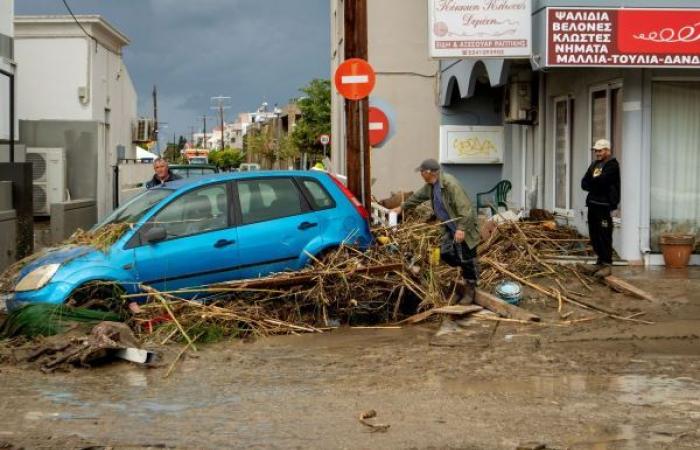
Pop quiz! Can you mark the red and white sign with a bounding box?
[547,8,700,67]
[334,58,376,100]
[428,0,532,59]
[368,107,389,146]
[319,134,330,146]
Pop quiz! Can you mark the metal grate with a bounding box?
[33,185,48,215]
[27,153,47,182]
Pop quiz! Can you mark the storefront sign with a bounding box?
[546,8,700,67]
[439,126,504,164]
[429,0,531,59]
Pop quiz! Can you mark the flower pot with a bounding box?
[659,234,696,268]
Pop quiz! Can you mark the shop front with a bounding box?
[438,2,700,265]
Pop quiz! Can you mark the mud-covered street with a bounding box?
[0,267,698,449]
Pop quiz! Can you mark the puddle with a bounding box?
[444,374,699,405]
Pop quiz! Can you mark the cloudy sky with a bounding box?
[15,0,330,146]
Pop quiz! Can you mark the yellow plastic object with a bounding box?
[430,247,441,266]
[377,236,391,245]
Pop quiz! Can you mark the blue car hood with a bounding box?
[18,245,105,279]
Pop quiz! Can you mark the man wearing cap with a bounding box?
[581,139,621,277]
[392,159,480,304]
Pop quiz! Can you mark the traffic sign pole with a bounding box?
[334,57,375,210]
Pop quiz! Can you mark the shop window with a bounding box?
[553,96,573,211]
[590,83,623,219]
[590,83,623,160]
[650,82,700,252]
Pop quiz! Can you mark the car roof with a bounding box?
[163,170,331,190]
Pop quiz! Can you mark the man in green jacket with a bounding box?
[392,159,480,304]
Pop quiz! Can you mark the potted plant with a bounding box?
[659,229,696,268]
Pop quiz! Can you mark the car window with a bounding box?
[302,179,335,210]
[150,184,229,239]
[237,178,304,224]
[95,188,172,229]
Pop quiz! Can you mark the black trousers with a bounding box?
[440,230,479,283]
[587,205,613,265]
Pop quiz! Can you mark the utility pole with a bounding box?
[344,0,371,209]
[211,96,231,151]
[152,85,159,154]
[189,126,196,148]
[201,115,208,147]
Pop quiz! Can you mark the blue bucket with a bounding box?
[495,280,523,305]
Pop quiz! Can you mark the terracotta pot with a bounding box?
[659,234,696,268]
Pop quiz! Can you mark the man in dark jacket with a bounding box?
[581,139,620,277]
[145,158,182,189]
[392,159,480,304]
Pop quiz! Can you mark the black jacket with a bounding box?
[581,157,620,209]
[145,170,182,189]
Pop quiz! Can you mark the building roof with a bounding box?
[14,15,130,51]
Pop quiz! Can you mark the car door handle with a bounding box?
[214,239,236,248]
[298,221,318,230]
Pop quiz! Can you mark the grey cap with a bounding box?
[415,158,440,172]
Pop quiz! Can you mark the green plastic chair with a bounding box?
[476,180,512,215]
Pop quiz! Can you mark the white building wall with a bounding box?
[0,0,12,37]
[0,0,14,142]
[15,37,92,121]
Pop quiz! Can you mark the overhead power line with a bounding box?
[60,0,98,46]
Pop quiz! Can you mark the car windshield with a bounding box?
[94,188,173,229]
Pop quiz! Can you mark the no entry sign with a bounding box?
[368,106,389,146]
[334,58,376,100]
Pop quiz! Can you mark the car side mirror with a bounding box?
[145,226,167,244]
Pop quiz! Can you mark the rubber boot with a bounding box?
[593,264,612,278]
[459,280,477,305]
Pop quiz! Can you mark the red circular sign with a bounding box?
[334,58,376,100]
[368,106,389,146]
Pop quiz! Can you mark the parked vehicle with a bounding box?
[239,163,261,172]
[169,164,219,179]
[3,171,372,310]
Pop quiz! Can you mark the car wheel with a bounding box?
[66,281,126,312]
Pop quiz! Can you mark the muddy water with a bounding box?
[1,266,699,449]
[0,326,698,449]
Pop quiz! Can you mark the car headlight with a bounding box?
[15,264,61,292]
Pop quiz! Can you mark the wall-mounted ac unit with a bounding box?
[504,76,533,124]
[26,148,67,216]
[133,118,155,143]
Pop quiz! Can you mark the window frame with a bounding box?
[552,95,574,214]
[232,176,313,226]
[588,80,623,165]
[296,176,337,211]
[126,181,235,249]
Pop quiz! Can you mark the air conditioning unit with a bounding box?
[133,118,155,143]
[26,148,67,216]
[504,76,533,123]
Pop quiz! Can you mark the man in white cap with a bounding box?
[581,139,620,277]
[392,159,480,304]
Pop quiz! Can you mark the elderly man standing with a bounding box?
[146,158,182,189]
[392,159,480,304]
[581,139,620,277]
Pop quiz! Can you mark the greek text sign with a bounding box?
[439,126,504,164]
[429,0,531,59]
[546,8,700,67]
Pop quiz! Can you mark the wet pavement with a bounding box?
[0,267,699,449]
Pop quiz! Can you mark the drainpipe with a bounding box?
[78,37,93,106]
[0,68,14,162]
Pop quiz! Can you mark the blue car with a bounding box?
[4,171,372,310]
